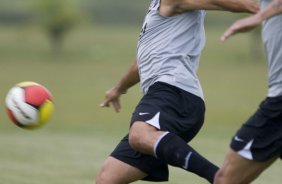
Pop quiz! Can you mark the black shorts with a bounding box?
[231,96,282,161]
[111,82,205,181]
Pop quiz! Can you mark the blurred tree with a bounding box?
[81,0,147,25]
[32,0,83,52]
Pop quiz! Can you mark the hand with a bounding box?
[100,86,123,113]
[221,14,262,41]
[244,0,260,13]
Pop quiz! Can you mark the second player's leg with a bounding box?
[214,148,278,184]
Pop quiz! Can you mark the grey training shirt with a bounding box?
[261,0,282,97]
[137,0,206,100]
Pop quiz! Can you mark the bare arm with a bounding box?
[258,0,282,20]
[160,0,259,16]
[221,0,282,41]
[100,60,140,112]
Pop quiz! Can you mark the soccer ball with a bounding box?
[5,81,54,129]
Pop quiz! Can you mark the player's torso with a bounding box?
[137,0,206,99]
[261,0,282,97]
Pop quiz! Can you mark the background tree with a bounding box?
[32,0,83,52]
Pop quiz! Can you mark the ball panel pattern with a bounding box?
[17,81,40,87]
[38,100,54,126]
[5,86,39,125]
[5,81,54,129]
[7,108,21,126]
[24,85,52,107]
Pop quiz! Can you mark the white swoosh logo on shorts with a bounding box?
[234,136,244,142]
[139,112,150,115]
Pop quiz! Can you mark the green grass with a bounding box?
[0,25,280,184]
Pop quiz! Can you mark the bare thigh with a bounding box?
[215,148,278,184]
[129,121,165,156]
[96,156,147,184]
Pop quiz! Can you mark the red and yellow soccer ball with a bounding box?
[5,81,54,129]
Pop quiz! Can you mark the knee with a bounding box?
[95,172,105,184]
[214,169,225,184]
[96,166,110,184]
[128,126,144,151]
[128,122,156,153]
[214,169,238,184]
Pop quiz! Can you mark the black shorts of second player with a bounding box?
[111,82,206,182]
[231,96,282,161]
[131,81,206,142]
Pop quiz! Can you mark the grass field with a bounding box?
[0,24,280,184]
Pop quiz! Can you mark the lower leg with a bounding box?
[214,149,278,184]
[129,122,218,183]
[96,157,147,184]
[155,132,218,183]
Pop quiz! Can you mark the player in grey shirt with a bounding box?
[137,1,205,99]
[215,0,282,183]
[262,0,282,97]
[97,0,258,184]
